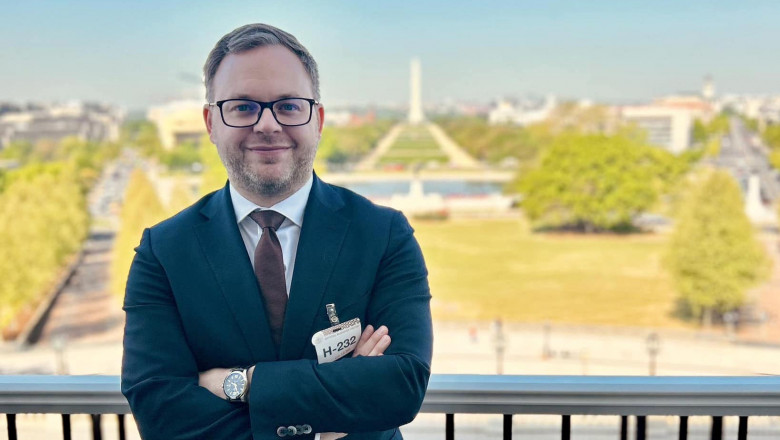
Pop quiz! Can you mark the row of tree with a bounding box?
[0,137,118,335]
[109,169,169,299]
[435,116,547,166]
[761,123,780,170]
[109,127,222,299]
[316,120,395,170]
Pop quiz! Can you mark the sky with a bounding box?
[1,0,779,111]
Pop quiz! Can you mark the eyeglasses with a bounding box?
[208,98,319,128]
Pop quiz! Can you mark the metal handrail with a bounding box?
[2,374,780,416]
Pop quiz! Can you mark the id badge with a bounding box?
[311,318,362,364]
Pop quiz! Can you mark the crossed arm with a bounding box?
[198,324,392,399]
[198,325,392,440]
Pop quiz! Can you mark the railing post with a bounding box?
[91,414,102,440]
[678,415,688,440]
[620,415,628,440]
[561,415,570,440]
[445,413,454,440]
[636,416,646,440]
[737,416,748,440]
[7,414,17,440]
[62,414,72,440]
[503,414,512,440]
[118,414,127,440]
[710,416,723,440]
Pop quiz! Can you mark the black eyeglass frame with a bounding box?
[208,97,320,128]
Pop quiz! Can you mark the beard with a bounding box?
[218,133,317,201]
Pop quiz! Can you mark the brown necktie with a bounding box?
[249,210,288,349]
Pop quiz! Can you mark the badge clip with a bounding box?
[326,303,340,326]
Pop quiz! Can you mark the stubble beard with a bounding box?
[219,135,317,201]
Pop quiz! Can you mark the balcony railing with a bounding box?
[2,374,780,440]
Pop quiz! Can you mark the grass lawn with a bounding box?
[411,217,689,329]
[379,125,450,165]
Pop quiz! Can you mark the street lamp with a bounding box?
[492,318,506,375]
[646,332,660,376]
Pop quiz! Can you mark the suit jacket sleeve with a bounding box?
[247,210,433,438]
[122,227,255,440]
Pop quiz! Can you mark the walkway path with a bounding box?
[355,123,404,170]
[426,123,481,168]
[356,122,482,170]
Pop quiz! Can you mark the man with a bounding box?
[121,23,433,440]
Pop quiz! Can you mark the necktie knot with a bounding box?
[249,210,286,231]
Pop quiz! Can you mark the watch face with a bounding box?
[224,372,247,399]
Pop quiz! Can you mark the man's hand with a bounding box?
[352,324,390,357]
[198,325,391,440]
[198,367,231,400]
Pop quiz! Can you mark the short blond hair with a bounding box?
[203,23,320,102]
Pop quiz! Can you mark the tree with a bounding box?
[110,169,167,297]
[764,124,780,150]
[518,133,687,232]
[435,116,548,166]
[121,120,164,158]
[168,179,197,215]
[315,120,395,171]
[666,170,769,325]
[162,141,202,170]
[199,134,228,195]
[0,140,33,161]
[0,167,88,332]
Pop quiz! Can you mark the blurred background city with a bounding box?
[2,1,780,438]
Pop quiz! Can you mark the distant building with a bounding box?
[147,100,207,150]
[324,109,377,127]
[325,110,353,127]
[702,75,715,102]
[488,95,557,126]
[718,94,780,126]
[619,95,713,154]
[0,101,123,150]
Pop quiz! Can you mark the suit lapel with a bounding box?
[194,185,277,361]
[280,175,350,360]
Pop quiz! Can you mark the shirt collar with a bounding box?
[229,175,313,228]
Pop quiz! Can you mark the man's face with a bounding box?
[204,45,324,203]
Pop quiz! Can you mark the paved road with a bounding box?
[715,117,780,202]
[426,123,482,169]
[37,230,123,350]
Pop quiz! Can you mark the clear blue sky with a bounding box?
[2,0,779,111]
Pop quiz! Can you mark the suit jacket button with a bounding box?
[277,426,288,437]
[287,425,298,435]
[301,424,312,434]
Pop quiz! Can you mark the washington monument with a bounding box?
[408,58,424,124]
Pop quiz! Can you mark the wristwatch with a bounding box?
[222,368,249,402]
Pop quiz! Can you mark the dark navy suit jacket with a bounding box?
[121,175,433,440]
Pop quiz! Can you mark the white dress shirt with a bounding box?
[229,176,322,439]
[229,176,313,295]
